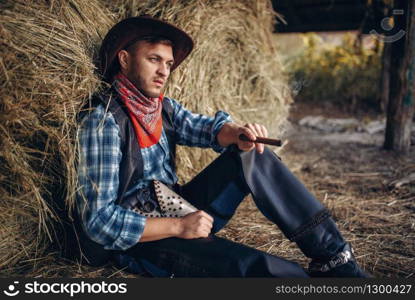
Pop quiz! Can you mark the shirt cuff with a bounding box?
[104,210,147,251]
[211,111,232,153]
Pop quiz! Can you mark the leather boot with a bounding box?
[237,146,371,277]
[307,242,372,277]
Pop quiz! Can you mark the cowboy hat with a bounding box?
[98,15,194,82]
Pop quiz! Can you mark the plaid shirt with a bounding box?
[77,97,232,251]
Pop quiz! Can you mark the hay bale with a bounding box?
[0,0,291,274]
[0,0,114,273]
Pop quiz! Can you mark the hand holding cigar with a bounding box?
[239,134,282,147]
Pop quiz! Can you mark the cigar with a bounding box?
[239,134,282,147]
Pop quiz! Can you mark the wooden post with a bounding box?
[379,42,391,113]
[384,0,415,153]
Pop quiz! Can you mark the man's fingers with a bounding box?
[197,219,212,238]
[255,141,263,153]
[240,126,256,141]
[261,126,268,137]
[249,123,259,136]
[256,124,268,138]
[245,123,267,153]
[200,229,211,238]
[254,124,261,136]
[199,217,213,229]
[238,124,269,153]
[237,126,255,151]
[199,210,214,223]
[201,223,212,232]
[243,123,268,138]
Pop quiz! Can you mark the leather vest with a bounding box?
[72,89,176,266]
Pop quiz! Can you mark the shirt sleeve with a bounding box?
[167,97,232,152]
[76,104,146,251]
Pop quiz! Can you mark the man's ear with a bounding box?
[118,50,130,72]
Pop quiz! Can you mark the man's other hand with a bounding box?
[177,210,214,239]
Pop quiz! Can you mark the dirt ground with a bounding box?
[217,101,415,278]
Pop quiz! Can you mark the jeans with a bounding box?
[112,146,336,277]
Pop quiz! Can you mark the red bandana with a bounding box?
[113,72,163,148]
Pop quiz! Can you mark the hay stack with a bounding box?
[0,0,114,273]
[0,0,291,274]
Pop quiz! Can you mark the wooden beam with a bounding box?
[276,22,364,33]
[273,0,388,33]
[275,0,366,9]
[274,2,367,32]
[379,42,392,113]
[384,0,415,153]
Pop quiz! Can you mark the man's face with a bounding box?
[120,41,174,98]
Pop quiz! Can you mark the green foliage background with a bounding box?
[286,33,383,110]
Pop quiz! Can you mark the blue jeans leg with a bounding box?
[178,147,251,233]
